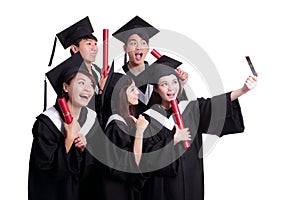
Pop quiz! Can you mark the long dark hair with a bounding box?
[111,75,136,129]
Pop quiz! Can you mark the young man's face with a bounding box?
[73,39,98,65]
[124,34,149,67]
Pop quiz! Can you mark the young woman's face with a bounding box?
[63,72,94,108]
[126,81,139,105]
[124,34,149,66]
[155,74,180,102]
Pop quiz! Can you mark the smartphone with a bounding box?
[245,56,257,76]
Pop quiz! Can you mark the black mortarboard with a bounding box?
[57,16,94,49]
[46,52,89,97]
[112,16,159,44]
[48,16,95,66]
[44,17,94,111]
[149,55,182,84]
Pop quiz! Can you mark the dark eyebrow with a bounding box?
[158,81,168,84]
[128,39,138,42]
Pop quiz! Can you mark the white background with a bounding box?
[1,0,300,199]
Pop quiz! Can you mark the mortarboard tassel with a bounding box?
[45,37,57,111]
[48,37,57,67]
[43,76,47,111]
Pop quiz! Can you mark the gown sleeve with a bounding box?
[30,114,82,181]
[104,120,147,191]
[197,92,245,136]
[141,115,179,177]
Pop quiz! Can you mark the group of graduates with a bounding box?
[28,16,258,200]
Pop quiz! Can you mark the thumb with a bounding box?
[130,115,137,123]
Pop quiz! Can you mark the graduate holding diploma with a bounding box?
[28,52,101,200]
[141,56,258,200]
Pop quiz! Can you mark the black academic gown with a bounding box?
[141,92,245,200]
[28,103,103,200]
[77,106,105,200]
[102,114,148,200]
[87,64,102,113]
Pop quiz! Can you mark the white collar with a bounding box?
[43,106,96,136]
[144,100,190,131]
[105,114,127,129]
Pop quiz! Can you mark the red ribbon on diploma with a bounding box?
[151,49,190,149]
[58,97,73,124]
[103,29,109,78]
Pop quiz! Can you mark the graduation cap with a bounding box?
[46,52,89,97]
[44,17,95,111]
[48,16,95,66]
[149,55,182,84]
[112,16,159,44]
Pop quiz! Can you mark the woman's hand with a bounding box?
[176,68,189,87]
[242,75,258,93]
[131,115,149,165]
[64,119,80,153]
[231,75,258,101]
[64,120,80,141]
[174,124,191,145]
[74,133,87,151]
[131,115,149,138]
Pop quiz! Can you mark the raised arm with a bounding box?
[231,75,258,101]
[131,115,149,166]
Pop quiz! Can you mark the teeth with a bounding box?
[80,95,89,99]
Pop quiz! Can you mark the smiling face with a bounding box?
[72,38,98,66]
[155,74,180,103]
[63,72,95,108]
[126,81,139,105]
[124,34,149,67]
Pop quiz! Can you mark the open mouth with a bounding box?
[167,93,176,99]
[135,53,143,61]
[79,94,90,100]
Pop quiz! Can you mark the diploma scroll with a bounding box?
[58,97,73,124]
[103,29,109,78]
[170,99,190,149]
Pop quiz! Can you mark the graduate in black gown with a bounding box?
[110,16,189,121]
[28,52,102,200]
[47,16,105,114]
[141,56,258,200]
[100,72,149,200]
